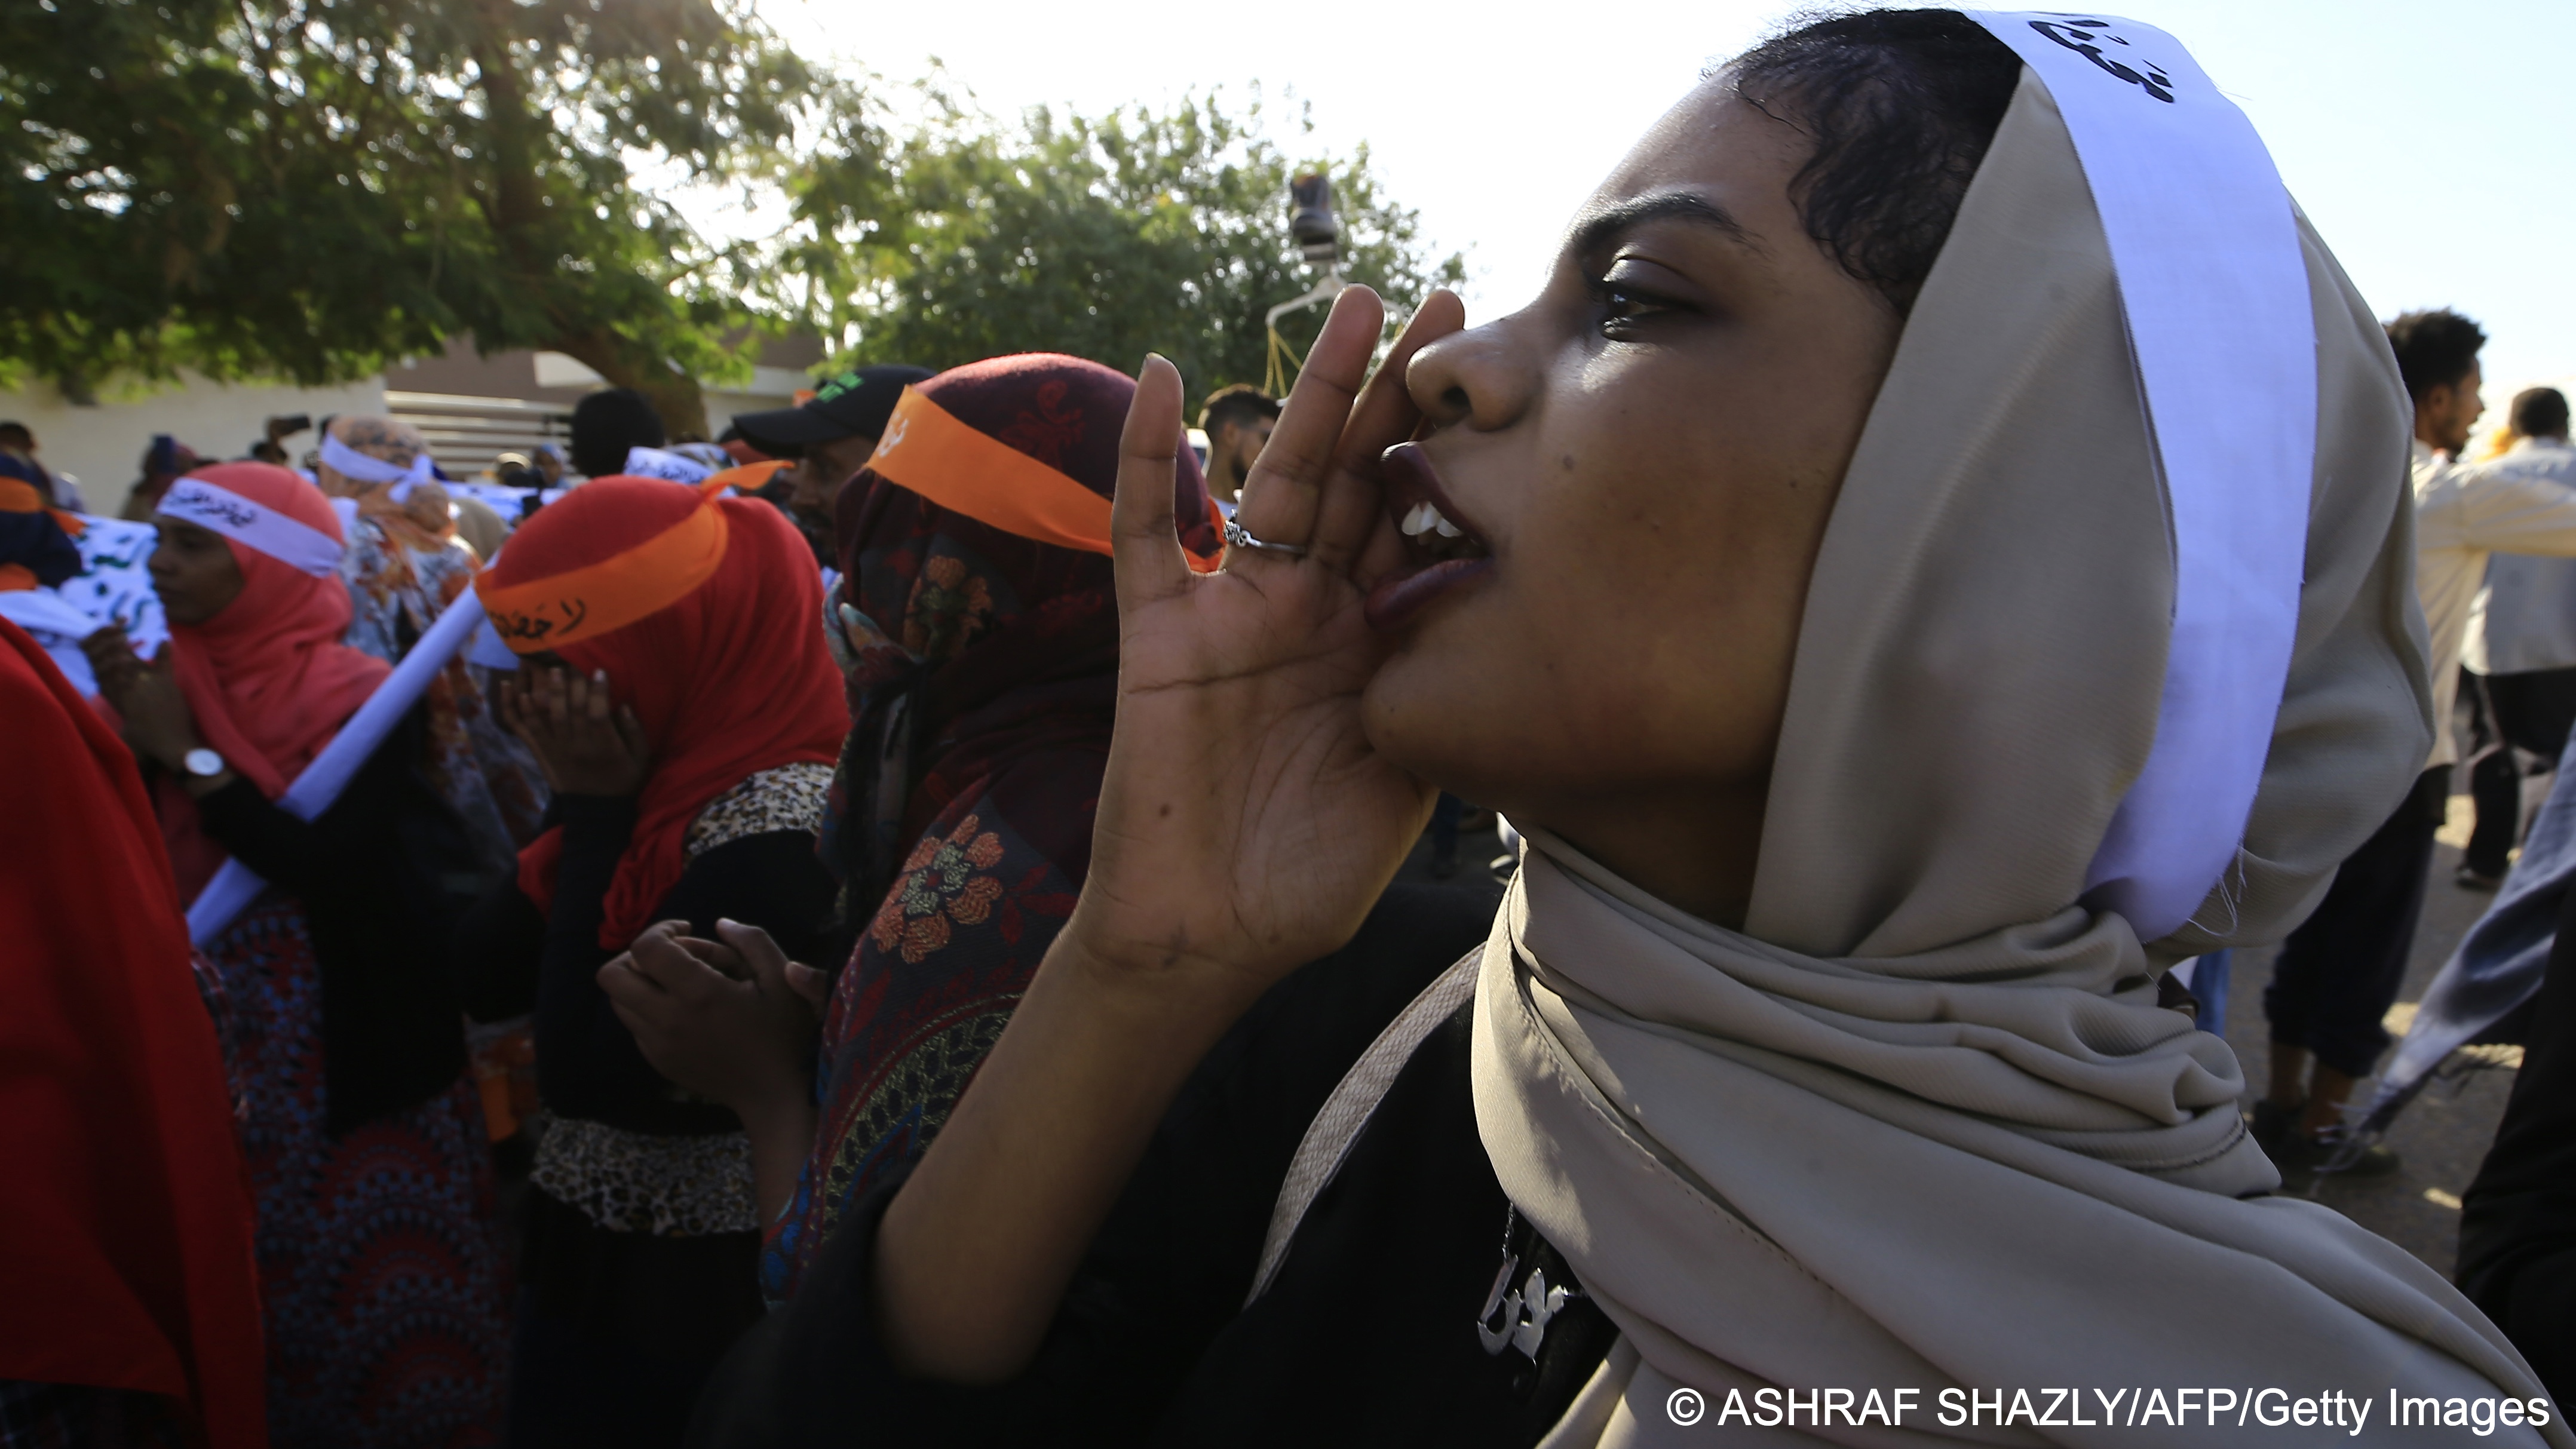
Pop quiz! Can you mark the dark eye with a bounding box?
[1603,287,1665,320]
[1590,263,1685,339]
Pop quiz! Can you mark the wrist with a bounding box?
[1051,911,1277,1033]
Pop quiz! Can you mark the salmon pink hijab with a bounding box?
[151,464,386,898]
[483,475,848,948]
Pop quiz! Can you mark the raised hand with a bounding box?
[1072,284,1468,999]
[500,665,651,797]
[81,627,204,773]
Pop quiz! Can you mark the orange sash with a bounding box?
[864,388,1223,572]
[479,477,732,652]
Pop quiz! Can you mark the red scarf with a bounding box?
[157,464,390,901]
[486,477,848,947]
[0,618,267,1448]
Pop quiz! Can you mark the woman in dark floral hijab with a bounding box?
[615,352,1223,1304]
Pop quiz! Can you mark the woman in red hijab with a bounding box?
[452,472,847,1448]
[83,462,508,1449]
[1,615,264,1448]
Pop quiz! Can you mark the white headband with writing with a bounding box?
[157,477,347,578]
[621,445,714,486]
[319,432,438,501]
[1970,11,2314,940]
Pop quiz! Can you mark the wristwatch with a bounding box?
[183,747,228,779]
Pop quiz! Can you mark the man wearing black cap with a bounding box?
[731,364,933,563]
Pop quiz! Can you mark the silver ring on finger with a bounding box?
[1223,517,1309,560]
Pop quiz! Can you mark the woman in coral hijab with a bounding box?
[0,615,263,1448]
[452,472,846,1448]
[83,462,508,1449]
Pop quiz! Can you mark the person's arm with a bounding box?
[682,885,1496,1447]
[541,819,839,1129]
[869,287,1465,1383]
[189,753,381,899]
[2458,464,2576,557]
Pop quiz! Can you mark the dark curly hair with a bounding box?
[1727,10,2025,315]
[2384,309,2487,404]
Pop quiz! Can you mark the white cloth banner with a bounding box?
[185,587,491,945]
[0,589,112,694]
[157,477,347,578]
[1971,12,2314,941]
[10,515,169,691]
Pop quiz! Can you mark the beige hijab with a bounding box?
[1473,75,2565,1445]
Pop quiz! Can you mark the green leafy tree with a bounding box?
[0,0,865,431]
[773,88,1465,398]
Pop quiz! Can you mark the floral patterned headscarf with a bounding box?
[768,354,1218,1301]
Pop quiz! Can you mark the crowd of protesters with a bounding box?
[5,8,2574,1448]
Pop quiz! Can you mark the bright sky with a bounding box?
[758,0,2573,412]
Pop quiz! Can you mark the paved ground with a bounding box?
[1402,793,2522,1279]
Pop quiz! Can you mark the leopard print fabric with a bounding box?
[684,761,833,861]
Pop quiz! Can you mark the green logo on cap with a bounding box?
[814,371,863,403]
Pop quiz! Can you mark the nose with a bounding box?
[1404,314,1541,435]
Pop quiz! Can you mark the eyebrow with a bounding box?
[1564,192,1767,263]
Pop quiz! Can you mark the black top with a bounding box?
[452,793,839,1134]
[450,784,841,1369]
[190,704,490,1136]
[2458,874,2576,1410]
[688,884,1617,1447]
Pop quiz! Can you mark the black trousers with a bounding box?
[2465,666,2576,877]
[2264,766,2449,1080]
[2458,846,2576,1410]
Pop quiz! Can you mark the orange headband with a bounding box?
[711,459,791,495]
[1,477,84,536]
[481,477,732,653]
[864,388,1223,573]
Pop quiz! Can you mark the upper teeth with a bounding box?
[1402,501,1464,539]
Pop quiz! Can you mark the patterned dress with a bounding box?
[202,895,508,1449]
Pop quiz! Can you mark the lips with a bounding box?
[1365,442,1495,633]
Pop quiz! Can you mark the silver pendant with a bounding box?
[1476,1255,1574,1361]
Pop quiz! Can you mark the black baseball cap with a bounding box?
[730,364,934,457]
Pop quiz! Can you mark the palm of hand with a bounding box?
[1093,559,1432,987]
[504,667,651,797]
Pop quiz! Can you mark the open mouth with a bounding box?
[1367,443,1496,633]
[1381,443,1492,566]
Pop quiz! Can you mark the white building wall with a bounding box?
[0,373,390,517]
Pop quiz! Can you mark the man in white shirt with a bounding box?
[2259,314,2576,1174]
[2460,388,2576,885]
[1196,384,1278,517]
